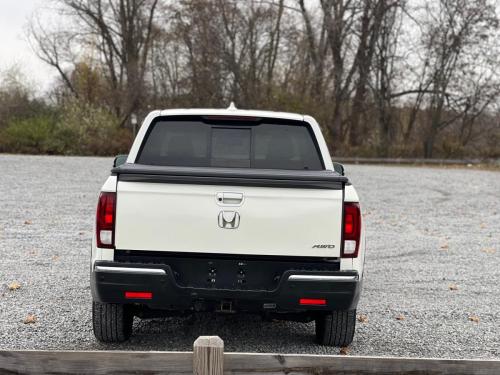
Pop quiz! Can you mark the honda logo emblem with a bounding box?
[218,211,240,229]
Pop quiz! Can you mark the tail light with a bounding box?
[342,202,361,258]
[96,192,116,248]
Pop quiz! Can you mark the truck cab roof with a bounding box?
[159,104,305,122]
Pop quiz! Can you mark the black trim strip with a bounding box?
[114,249,341,263]
[118,173,343,189]
[112,164,348,190]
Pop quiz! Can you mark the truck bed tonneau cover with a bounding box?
[112,164,348,190]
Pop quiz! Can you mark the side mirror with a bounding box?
[113,154,128,168]
[332,162,345,176]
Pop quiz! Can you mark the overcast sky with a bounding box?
[0,0,56,91]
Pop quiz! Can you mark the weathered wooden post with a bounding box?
[193,336,224,375]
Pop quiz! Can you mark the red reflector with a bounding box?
[299,298,326,306]
[125,291,152,300]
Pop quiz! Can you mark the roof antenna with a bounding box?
[227,102,237,110]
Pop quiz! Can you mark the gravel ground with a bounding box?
[0,154,498,359]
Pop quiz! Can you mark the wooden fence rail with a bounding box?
[1,336,499,375]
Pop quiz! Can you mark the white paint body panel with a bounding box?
[101,175,117,192]
[115,182,343,257]
[344,184,359,202]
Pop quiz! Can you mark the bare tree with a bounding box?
[347,0,389,146]
[29,0,159,126]
[28,18,79,97]
[298,0,393,148]
[419,0,498,157]
[371,1,404,155]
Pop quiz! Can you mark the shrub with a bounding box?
[0,100,133,155]
[54,100,133,155]
[0,116,58,154]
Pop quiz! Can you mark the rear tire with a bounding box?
[315,310,356,347]
[92,301,133,343]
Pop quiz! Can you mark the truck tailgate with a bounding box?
[113,165,347,258]
[115,183,342,257]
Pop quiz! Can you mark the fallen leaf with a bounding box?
[339,347,350,355]
[357,314,368,323]
[440,243,449,250]
[481,248,496,255]
[52,255,60,261]
[469,315,480,323]
[448,284,458,291]
[8,281,21,291]
[480,223,486,229]
[23,314,37,324]
[24,220,32,225]
[395,314,405,321]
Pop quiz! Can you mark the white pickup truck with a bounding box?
[91,106,365,346]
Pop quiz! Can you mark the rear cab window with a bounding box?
[137,116,324,170]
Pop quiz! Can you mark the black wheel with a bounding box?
[315,310,356,346]
[92,301,133,343]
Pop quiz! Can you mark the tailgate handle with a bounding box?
[216,192,243,205]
